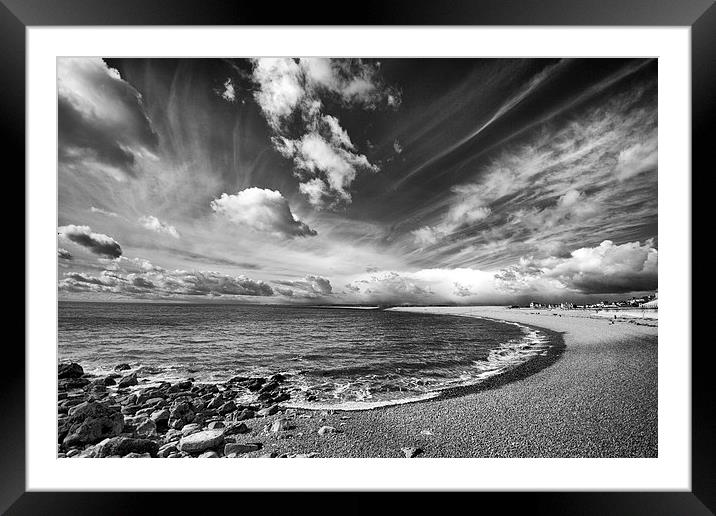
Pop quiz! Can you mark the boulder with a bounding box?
[135,418,157,437]
[124,452,151,458]
[103,376,117,386]
[224,442,261,455]
[62,401,124,447]
[258,381,280,393]
[170,401,195,424]
[232,408,256,421]
[58,362,84,379]
[207,421,225,430]
[317,425,338,436]
[118,373,138,389]
[96,437,159,458]
[198,451,219,458]
[178,429,225,454]
[150,408,170,426]
[58,377,90,390]
[114,363,132,372]
[218,401,236,415]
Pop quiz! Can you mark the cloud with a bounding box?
[219,78,237,102]
[496,239,658,295]
[251,58,397,208]
[58,248,73,260]
[58,225,122,258]
[90,206,120,217]
[274,274,333,298]
[615,135,658,180]
[211,187,317,238]
[58,58,158,177]
[59,257,274,298]
[139,215,180,239]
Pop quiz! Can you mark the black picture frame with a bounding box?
[4,0,711,513]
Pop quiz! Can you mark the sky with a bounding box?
[57,58,658,305]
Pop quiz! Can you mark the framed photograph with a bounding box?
[8,0,711,513]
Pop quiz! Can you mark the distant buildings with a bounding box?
[526,292,657,310]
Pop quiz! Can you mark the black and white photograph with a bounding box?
[56,57,658,459]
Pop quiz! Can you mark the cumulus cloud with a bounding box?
[139,215,180,239]
[251,58,398,208]
[58,58,158,177]
[496,239,658,294]
[274,274,333,298]
[219,78,237,102]
[58,225,122,258]
[58,248,73,260]
[58,257,274,298]
[615,135,658,180]
[211,187,317,238]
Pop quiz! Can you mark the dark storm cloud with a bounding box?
[58,58,158,176]
[274,274,333,298]
[58,257,274,298]
[58,225,123,259]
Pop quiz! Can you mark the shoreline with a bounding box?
[58,306,657,458]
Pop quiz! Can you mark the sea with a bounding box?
[58,302,552,410]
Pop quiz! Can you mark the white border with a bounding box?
[27,27,691,491]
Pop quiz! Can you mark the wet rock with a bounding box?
[401,447,422,458]
[257,405,279,417]
[218,401,236,415]
[62,401,124,447]
[270,419,292,433]
[169,380,192,392]
[224,442,261,455]
[169,418,186,430]
[178,429,225,454]
[317,425,339,436]
[259,381,280,393]
[58,362,84,379]
[260,452,279,458]
[103,376,117,386]
[59,377,90,390]
[66,449,80,458]
[207,421,225,430]
[124,452,151,458]
[199,450,219,458]
[96,437,159,458]
[115,363,132,372]
[118,373,138,389]
[207,395,224,410]
[157,443,178,458]
[268,373,287,383]
[246,378,266,392]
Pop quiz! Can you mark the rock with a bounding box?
[118,373,138,389]
[178,429,225,454]
[96,437,159,458]
[169,418,185,430]
[401,447,422,458]
[270,419,292,433]
[145,397,165,407]
[258,381,280,393]
[58,377,90,390]
[62,401,124,447]
[181,423,202,437]
[246,378,266,392]
[224,442,261,455]
[103,376,116,386]
[170,401,195,424]
[207,421,225,430]
[135,418,157,437]
[218,401,236,415]
[115,363,132,372]
[233,408,256,421]
[260,452,279,458]
[124,452,151,458]
[317,426,339,436]
[199,451,219,458]
[150,408,170,425]
[207,395,224,410]
[224,422,249,435]
[58,362,84,379]
[169,380,192,392]
[257,405,279,417]
[158,442,179,458]
[66,449,80,458]
[268,373,287,383]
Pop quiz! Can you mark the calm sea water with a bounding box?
[58,302,550,409]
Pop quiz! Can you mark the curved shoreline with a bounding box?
[59,305,657,458]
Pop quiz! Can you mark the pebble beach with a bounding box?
[57,306,657,458]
